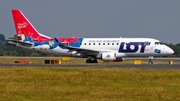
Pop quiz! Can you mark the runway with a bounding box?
[0,64,180,69]
[0,57,179,69]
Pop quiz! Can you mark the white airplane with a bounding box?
[8,10,174,64]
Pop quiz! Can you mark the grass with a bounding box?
[0,67,180,101]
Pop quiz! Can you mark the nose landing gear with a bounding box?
[148,56,154,64]
[148,59,153,64]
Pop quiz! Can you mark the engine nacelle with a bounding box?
[101,52,124,62]
[102,52,116,61]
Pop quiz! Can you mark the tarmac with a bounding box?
[0,57,179,69]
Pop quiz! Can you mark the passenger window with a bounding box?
[93,43,95,45]
[84,43,86,45]
[107,43,109,45]
[117,43,119,45]
[112,43,114,45]
[103,43,105,45]
[89,43,91,45]
[99,43,101,45]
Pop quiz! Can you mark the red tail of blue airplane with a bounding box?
[11,10,51,42]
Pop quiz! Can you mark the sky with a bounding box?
[0,0,180,44]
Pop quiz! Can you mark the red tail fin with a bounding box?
[11,10,51,42]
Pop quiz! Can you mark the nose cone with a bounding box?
[168,48,174,54]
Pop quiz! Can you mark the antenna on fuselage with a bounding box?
[82,33,84,38]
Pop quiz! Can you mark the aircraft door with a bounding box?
[145,46,149,51]
[145,42,151,51]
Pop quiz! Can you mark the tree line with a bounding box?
[0,33,179,57]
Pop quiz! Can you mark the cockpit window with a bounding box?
[155,42,164,45]
[159,42,164,45]
[155,42,159,45]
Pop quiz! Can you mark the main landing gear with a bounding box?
[86,58,98,63]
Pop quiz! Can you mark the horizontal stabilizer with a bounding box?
[7,39,33,47]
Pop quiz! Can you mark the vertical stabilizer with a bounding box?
[11,10,51,42]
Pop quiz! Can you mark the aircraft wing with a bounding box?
[66,46,110,54]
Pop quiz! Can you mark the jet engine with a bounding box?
[101,52,124,62]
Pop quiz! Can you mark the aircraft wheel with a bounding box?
[148,59,153,64]
[92,59,98,63]
[86,59,91,63]
[86,59,98,63]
